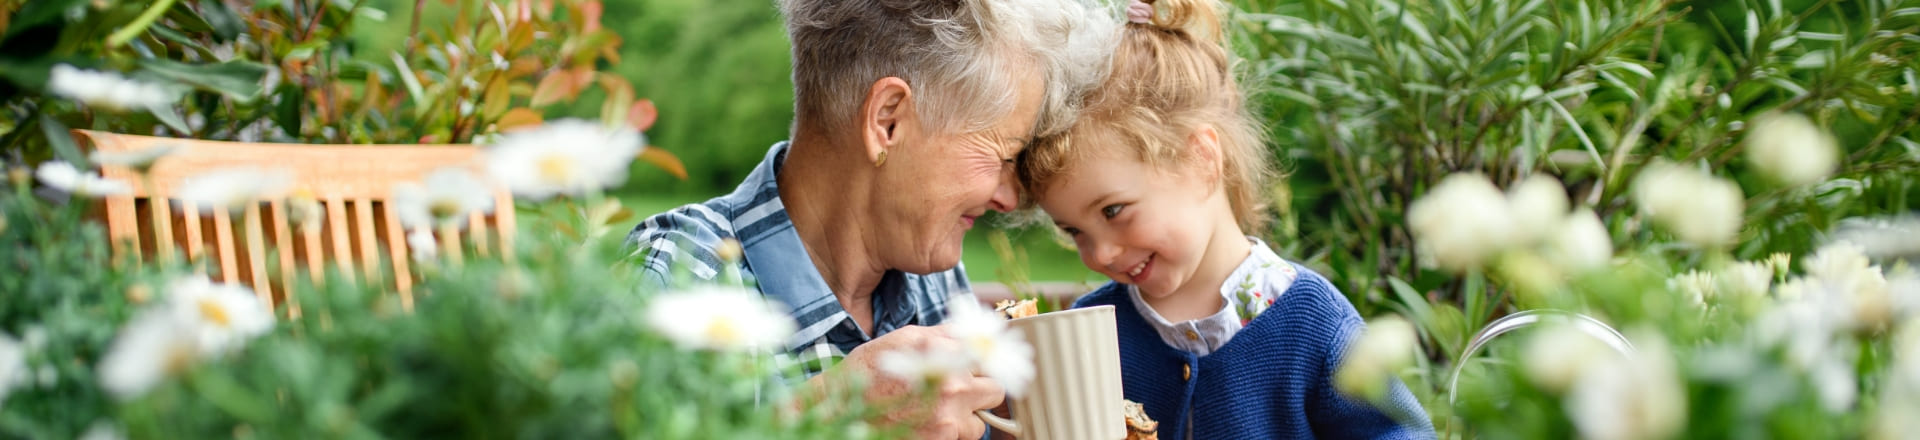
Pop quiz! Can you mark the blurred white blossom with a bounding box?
[878,347,972,386]
[1745,112,1837,186]
[1718,261,1774,299]
[176,167,292,213]
[35,161,130,197]
[1506,175,1570,247]
[1543,209,1613,273]
[408,228,438,262]
[644,286,795,353]
[89,145,179,173]
[48,65,177,112]
[1567,335,1686,440]
[1336,315,1417,401]
[78,421,124,440]
[1670,270,1717,305]
[0,332,25,408]
[945,301,1035,397]
[1831,216,1920,261]
[1632,163,1744,247]
[1803,243,1893,329]
[1408,173,1513,273]
[1524,324,1621,392]
[486,119,645,200]
[97,311,198,400]
[163,276,274,357]
[394,168,495,229]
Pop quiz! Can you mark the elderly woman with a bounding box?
[627,0,1114,438]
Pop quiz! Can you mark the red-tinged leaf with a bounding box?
[420,134,441,143]
[497,108,544,132]
[629,100,657,131]
[637,148,687,180]
[530,74,568,107]
[481,79,511,119]
[581,1,604,34]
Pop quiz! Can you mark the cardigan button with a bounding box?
[1184,330,1200,341]
[1182,364,1191,381]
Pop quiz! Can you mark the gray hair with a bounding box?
[781,0,1118,138]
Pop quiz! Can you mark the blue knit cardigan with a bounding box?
[1073,264,1435,439]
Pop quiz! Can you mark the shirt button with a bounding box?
[1185,330,1200,341]
[1182,364,1191,381]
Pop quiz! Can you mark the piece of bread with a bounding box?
[1124,399,1158,440]
[994,299,1039,319]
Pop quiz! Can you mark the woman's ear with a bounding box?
[1188,124,1225,185]
[861,77,915,167]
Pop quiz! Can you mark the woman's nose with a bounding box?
[988,170,1019,213]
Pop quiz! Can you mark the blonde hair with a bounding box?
[781,0,1117,138]
[1015,0,1274,232]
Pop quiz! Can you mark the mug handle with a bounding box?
[974,409,1021,437]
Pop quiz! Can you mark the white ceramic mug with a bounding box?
[975,305,1124,439]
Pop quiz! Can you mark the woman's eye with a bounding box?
[1101,204,1124,219]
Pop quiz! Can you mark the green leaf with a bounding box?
[152,108,192,134]
[139,59,271,102]
[274,84,306,139]
[38,115,86,166]
[196,0,247,40]
[4,0,87,39]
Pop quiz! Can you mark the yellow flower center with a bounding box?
[428,199,462,220]
[967,335,995,358]
[537,155,575,183]
[705,318,741,347]
[198,298,232,328]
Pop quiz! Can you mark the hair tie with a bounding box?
[1126,0,1153,24]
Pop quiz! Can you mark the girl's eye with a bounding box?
[1060,226,1081,236]
[1101,204,1125,219]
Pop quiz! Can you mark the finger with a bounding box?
[940,374,1006,409]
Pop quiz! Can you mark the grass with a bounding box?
[610,191,1104,283]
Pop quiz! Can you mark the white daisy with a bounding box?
[96,311,198,400]
[407,228,438,262]
[485,119,645,200]
[944,301,1035,397]
[162,276,274,357]
[1335,315,1417,401]
[643,286,796,352]
[175,167,292,213]
[35,161,130,197]
[47,65,178,113]
[89,145,179,173]
[393,167,494,229]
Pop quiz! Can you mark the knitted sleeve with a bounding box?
[1308,304,1438,439]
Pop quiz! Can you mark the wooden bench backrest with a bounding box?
[75,129,516,315]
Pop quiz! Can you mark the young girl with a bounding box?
[1015,0,1433,438]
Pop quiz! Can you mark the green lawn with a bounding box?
[612,192,1104,283]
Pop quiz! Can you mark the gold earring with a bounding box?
[874,150,888,168]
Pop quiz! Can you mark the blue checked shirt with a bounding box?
[627,141,976,378]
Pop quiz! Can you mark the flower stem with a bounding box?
[106,0,180,48]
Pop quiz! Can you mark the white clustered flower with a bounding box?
[0,332,26,408]
[35,161,131,197]
[1873,320,1920,440]
[878,347,972,386]
[945,301,1036,397]
[393,167,495,229]
[1802,243,1893,329]
[175,167,293,214]
[1745,112,1838,187]
[1632,162,1745,247]
[1567,335,1686,440]
[1543,208,1613,273]
[89,145,179,172]
[1335,315,1418,401]
[407,228,438,262]
[78,421,125,440]
[1408,173,1514,273]
[1718,261,1774,299]
[48,65,177,112]
[644,286,796,353]
[1831,216,1920,261]
[1524,324,1622,392]
[1670,270,1718,305]
[485,119,645,201]
[1506,175,1570,247]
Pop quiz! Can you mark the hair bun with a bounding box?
[1142,0,1222,43]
